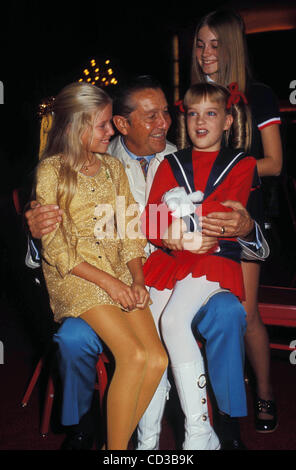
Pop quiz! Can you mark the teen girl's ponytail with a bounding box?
[175,100,190,150]
[226,82,252,152]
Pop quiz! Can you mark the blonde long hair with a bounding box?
[40,82,111,218]
[191,9,252,93]
[177,82,252,152]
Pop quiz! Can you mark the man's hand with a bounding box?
[25,201,63,239]
[199,200,254,239]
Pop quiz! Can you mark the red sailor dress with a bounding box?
[141,148,257,301]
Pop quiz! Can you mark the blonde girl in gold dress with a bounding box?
[35,82,168,450]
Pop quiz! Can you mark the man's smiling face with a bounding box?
[122,88,172,156]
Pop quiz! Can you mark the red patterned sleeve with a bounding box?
[196,156,257,217]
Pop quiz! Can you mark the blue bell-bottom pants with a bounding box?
[54,291,247,425]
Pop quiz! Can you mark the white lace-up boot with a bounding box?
[171,361,220,450]
[136,381,170,450]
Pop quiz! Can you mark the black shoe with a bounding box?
[255,397,278,433]
[61,409,95,450]
[220,438,247,450]
[61,431,94,450]
[214,411,247,450]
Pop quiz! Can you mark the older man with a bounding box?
[26,76,267,450]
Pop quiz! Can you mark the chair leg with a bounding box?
[95,356,108,409]
[21,358,43,407]
[22,352,109,437]
[40,374,55,437]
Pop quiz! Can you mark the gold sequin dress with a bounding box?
[36,154,147,323]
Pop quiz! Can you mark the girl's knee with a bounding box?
[146,346,168,377]
[155,347,169,372]
[244,307,265,330]
[160,310,178,336]
[124,343,147,370]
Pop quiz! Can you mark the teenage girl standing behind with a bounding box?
[191,9,282,432]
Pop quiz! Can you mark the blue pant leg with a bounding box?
[53,317,103,426]
[193,292,247,417]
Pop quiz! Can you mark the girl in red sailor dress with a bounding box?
[140,82,256,450]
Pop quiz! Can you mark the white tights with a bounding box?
[149,274,223,370]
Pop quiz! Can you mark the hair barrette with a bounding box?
[175,99,185,113]
[226,82,248,109]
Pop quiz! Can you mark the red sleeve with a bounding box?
[195,156,257,217]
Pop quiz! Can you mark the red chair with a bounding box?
[258,285,296,351]
[21,351,109,437]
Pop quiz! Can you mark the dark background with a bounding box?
[0,0,295,291]
[0,2,295,452]
[0,0,295,193]
[0,2,294,452]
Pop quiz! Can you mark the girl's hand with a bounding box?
[162,218,187,251]
[72,262,141,311]
[126,257,149,309]
[131,282,150,309]
[103,277,138,311]
[181,231,218,254]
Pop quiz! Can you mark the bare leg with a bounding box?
[241,261,274,419]
[81,305,167,450]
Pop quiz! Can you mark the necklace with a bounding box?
[82,156,97,172]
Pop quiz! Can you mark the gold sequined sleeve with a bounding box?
[113,160,147,265]
[35,157,84,278]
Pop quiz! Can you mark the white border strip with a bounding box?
[213,152,244,186]
[171,153,193,194]
[258,117,281,129]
